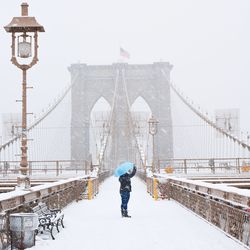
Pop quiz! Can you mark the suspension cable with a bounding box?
[121,68,146,166]
[0,71,80,152]
[161,69,250,153]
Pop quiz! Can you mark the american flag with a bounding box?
[120,47,130,59]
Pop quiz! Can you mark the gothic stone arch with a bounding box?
[68,62,173,166]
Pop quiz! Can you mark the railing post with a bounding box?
[85,161,88,175]
[184,159,187,174]
[56,161,59,176]
[88,178,93,200]
[237,158,240,174]
[153,178,158,200]
[4,162,8,177]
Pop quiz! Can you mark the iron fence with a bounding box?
[146,176,250,247]
[0,169,112,249]
[158,157,250,175]
[0,160,93,178]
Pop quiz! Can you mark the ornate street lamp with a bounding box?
[4,3,45,189]
[148,116,159,173]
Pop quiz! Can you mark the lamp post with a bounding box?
[148,116,159,173]
[247,132,250,158]
[4,3,45,189]
[0,213,6,232]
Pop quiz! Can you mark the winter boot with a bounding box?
[123,209,131,218]
[121,208,126,217]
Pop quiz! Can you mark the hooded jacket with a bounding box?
[119,166,136,192]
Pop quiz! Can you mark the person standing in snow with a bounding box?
[119,165,136,217]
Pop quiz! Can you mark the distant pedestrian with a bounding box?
[119,165,136,218]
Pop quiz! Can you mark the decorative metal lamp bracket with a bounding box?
[11,31,39,70]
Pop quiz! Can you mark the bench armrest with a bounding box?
[38,216,52,225]
[50,208,62,213]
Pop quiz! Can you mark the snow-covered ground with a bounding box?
[31,177,247,250]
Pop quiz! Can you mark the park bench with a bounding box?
[32,202,64,240]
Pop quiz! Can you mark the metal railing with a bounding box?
[0,176,89,249]
[0,169,112,249]
[0,160,93,178]
[158,157,250,175]
[146,176,250,247]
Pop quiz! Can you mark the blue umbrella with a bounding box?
[114,161,134,177]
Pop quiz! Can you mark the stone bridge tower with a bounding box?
[68,62,173,168]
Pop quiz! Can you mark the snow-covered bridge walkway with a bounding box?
[32,177,246,250]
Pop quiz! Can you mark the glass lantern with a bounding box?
[18,35,32,58]
[148,116,158,136]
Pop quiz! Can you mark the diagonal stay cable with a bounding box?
[161,69,250,152]
[0,72,79,152]
[121,68,146,165]
[98,69,119,163]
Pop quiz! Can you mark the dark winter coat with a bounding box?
[119,166,136,193]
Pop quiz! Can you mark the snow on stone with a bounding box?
[157,174,250,197]
[0,175,88,202]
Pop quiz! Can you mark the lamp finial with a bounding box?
[21,3,29,16]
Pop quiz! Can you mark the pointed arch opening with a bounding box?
[131,96,152,113]
[90,97,111,164]
[130,96,152,166]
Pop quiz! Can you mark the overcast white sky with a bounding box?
[0,0,249,133]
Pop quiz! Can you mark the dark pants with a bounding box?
[120,191,130,210]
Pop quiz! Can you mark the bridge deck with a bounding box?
[32,177,245,250]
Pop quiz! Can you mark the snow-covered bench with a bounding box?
[32,202,64,240]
